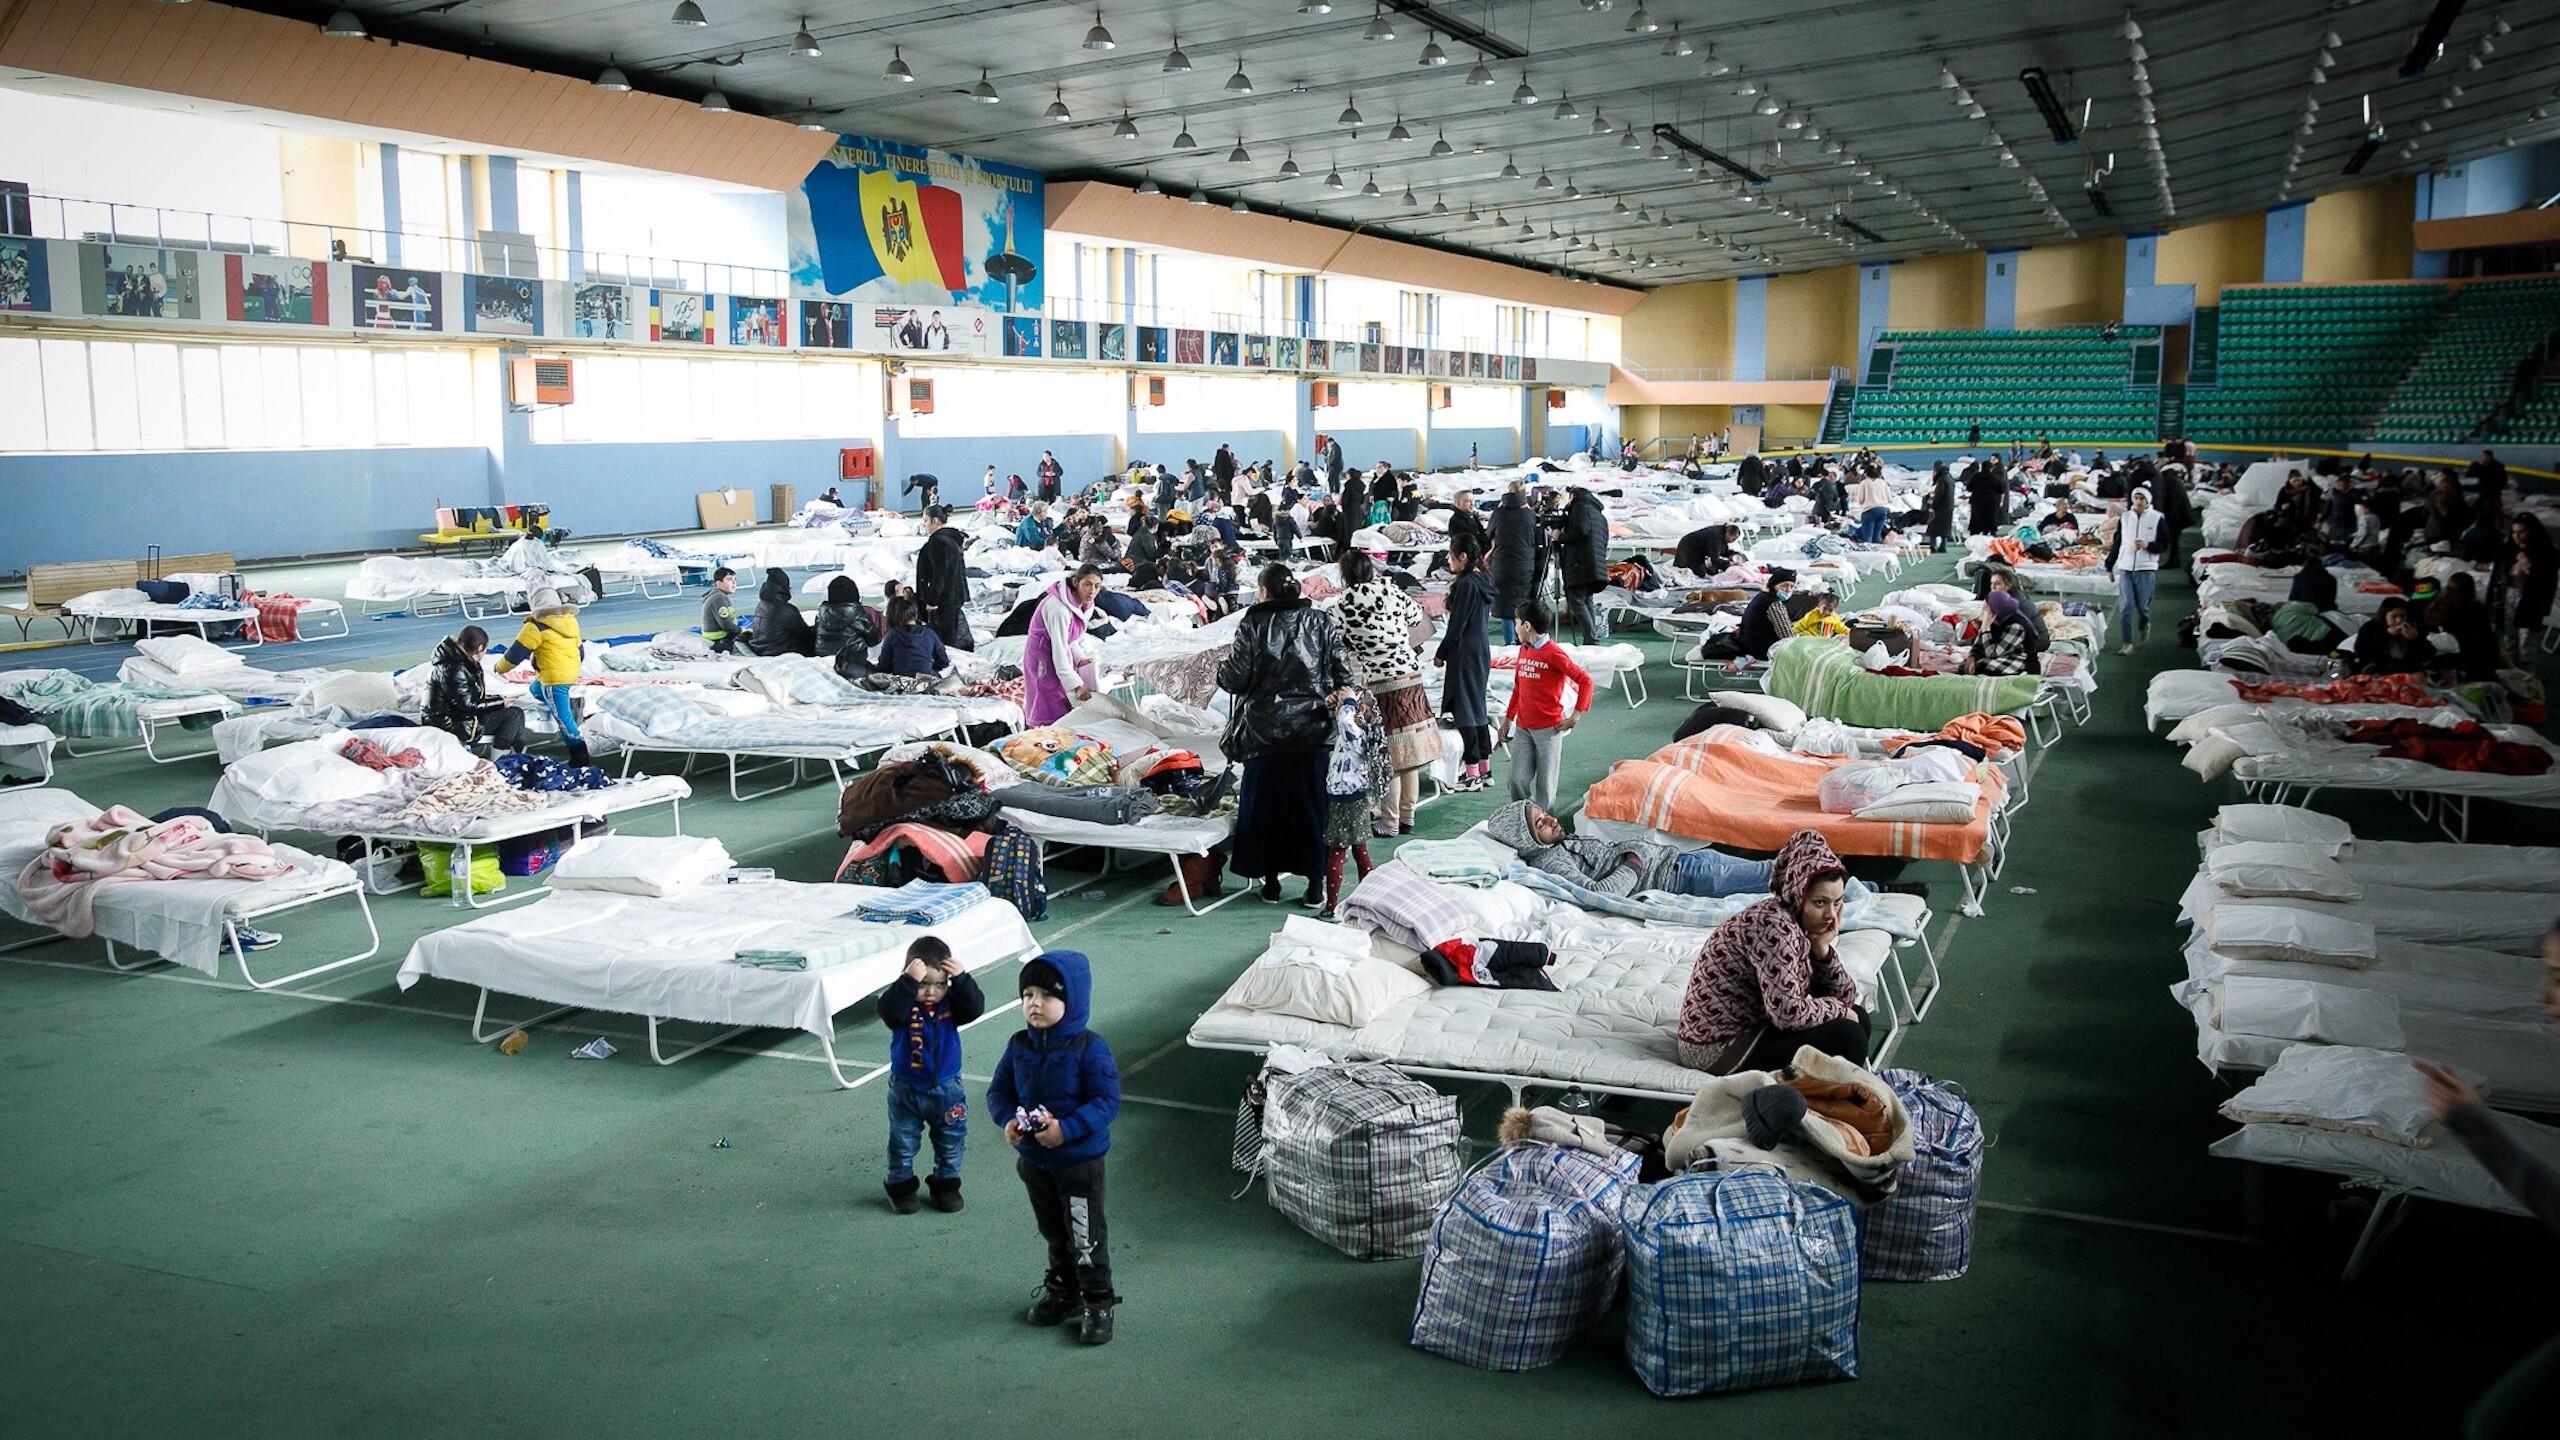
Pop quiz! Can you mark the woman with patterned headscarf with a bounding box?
[1674,830,1869,1074]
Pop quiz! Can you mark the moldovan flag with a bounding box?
[807,161,967,296]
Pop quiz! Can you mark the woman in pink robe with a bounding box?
[1024,566,1105,726]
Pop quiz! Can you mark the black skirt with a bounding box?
[1229,748,1328,880]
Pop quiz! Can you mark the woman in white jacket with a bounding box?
[2105,486,2167,655]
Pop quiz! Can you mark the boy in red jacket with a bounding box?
[1495,601,1593,809]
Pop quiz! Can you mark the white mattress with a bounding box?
[2210,1118,2559,1218]
[395,879,1038,1040]
[1000,808,1231,857]
[2184,888,2552,957]
[0,789,355,977]
[1186,909,1895,1097]
[119,656,342,704]
[213,771,689,841]
[2227,727,2560,807]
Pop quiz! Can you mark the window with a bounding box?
[0,335,476,452]
[904,365,1114,439]
[525,353,882,443]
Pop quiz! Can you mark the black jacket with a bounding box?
[1445,505,1489,559]
[1928,470,1957,538]
[1489,495,1540,613]
[1215,597,1352,760]
[1558,492,1610,595]
[422,636,505,741]
[748,571,815,657]
[814,600,881,668]
[914,527,974,651]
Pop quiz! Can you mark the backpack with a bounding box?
[1259,1062,1461,1260]
[977,822,1047,922]
[1623,1166,1861,1396]
[1409,1142,1640,1371]
[1859,1069,1986,1282]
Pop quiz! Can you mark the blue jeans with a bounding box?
[529,678,581,742]
[2116,569,2156,645]
[1668,848,1775,898]
[1855,506,1891,544]
[886,1075,968,1183]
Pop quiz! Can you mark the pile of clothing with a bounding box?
[2341,717,2553,775]
[17,806,291,938]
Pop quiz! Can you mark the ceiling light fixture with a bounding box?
[1431,130,1454,157]
[699,88,731,112]
[1389,116,1413,141]
[1662,25,1693,57]
[1339,96,1364,125]
[1535,168,1554,189]
[1229,141,1251,163]
[790,19,821,56]
[1624,5,1657,34]
[1590,111,1611,136]
[1500,155,1521,179]
[1174,120,1197,148]
[1164,37,1192,72]
[1189,188,1210,207]
[1704,44,1732,77]
[1362,173,1383,197]
[1297,0,1330,12]
[1465,54,1495,86]
[1512,73,1539,105]
[670,1,707,27]
[884,46,914,82]
[1325,167,1346,189]
[595,62,632,92]
[1045,88,1071,121]
[1232,197,1250,213]
[1113,111,1138,139]
[323,8,367,36]
[970,68,1000,103]
[1556,93,1581,120]
[1363,4,1396,41]
[1280,154,1302,178]
[1082,8,1116,50]
[1225,59,1254,93]
[1419,32,1448,65]
[1136,175,1160,195]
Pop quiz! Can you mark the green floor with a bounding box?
[4,549,2554,1438]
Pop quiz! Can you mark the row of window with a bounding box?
[523,353,875,445]
[0,337,476,452]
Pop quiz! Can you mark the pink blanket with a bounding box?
[16,805,291,939]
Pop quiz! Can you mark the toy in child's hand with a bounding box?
[1013,1105,1055,1135]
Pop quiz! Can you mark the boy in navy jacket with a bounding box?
[985,949,1123,1345]
[876,937,985,1215]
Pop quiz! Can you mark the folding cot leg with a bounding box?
[1904,930,1943,1022]
[293,606,350,642]
[1619,663,1648,709]
[1171,851,1247,916]
[816,1026,877,1089]
[470,987,579,1044]
[100,937,161,972]
[226,887,383,991]
[2340,1188,2412,1282]
[647,1016,754,1066]
[724,752,800,802]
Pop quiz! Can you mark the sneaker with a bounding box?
[1370,821,1398,839]
[2117,642,2136,656]
[1298,884,1328,910]
[231,926,283,952]
[1025,1288,1079,1327]
[1259,876,1282,904]
[1078,1304,1117,1346]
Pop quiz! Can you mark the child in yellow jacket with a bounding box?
[495,589,589,765]
[1792,592,1850,640]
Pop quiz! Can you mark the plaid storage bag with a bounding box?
[1262,1062,1461,1260]
[1624,1166,1861,1396]
[1859,1069,1986,1282]
[1410,1141,1641,1371]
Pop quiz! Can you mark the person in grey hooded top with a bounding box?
[1485,799,1777,900]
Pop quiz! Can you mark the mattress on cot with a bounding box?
[212,771,689,841]
[1581,737,2004,864]
[999,808,1232,857]
[2209,1118,2560,1218]
[607,709,956,756]
[1186,919,1895,1097]
[2196,824,2560,895]
[0,676,239,740]
[119,656,345,705]
[1766,637,2044,732]
[395,880,1036,1040]
[2223,726,2560,807]
[0,789,355,976]
[2183,888,2554,957]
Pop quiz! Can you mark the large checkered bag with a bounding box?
[1262,1062,1461,1260]
[1409,1142,1640,1371]
[1624,1166,1861,1396]
[1859,1068,1985,1282]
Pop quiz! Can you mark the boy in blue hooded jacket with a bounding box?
[985,948,1123,1346]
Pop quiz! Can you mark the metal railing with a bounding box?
[1616,363,1852,383]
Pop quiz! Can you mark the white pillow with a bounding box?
[2213,976,2404,1050]
[1225,951,1432,1029]
[134,634,244,676]
[222,740,397,806]
[1855,780,1981,823]
[2206,841,2363,902]
[2214,803,2354,853]
[303,670,400,716]
[551,835,735,896]
[2207,902,2379,968]
[591,687,714,738]
[340,725,479,780]
[1713,690,1809,734]
[2219,1044,2463,1146]
[2183,731,2249,781]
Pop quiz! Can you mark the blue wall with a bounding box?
[2263,203,2307,285]
[2124,234,2158,289]
[1857,264,1891,358]
[4,446,489,570]
[1317,427,1422,470]
[878,429,1120,509]
[1733,277,1768,379]
[1129,429,1290,474]
[1544,424,1591,459]
[1428,426,1515,469]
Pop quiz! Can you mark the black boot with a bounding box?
[1024,1282,1078,1327]
[565,741,593,769]
[1078,1302,1116,1346]
[884,1177,921,1215]
[926,1175,964,1213]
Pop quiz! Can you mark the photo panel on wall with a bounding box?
[1098,322,1128,361]
[728,296,787,347]
[1174,328,1204,365]
[1002,314,1043,357]
[1245,335,1269,368]
[225,255,325,324]
[82,243,203,320]
[650,289,710,343]
[352,264,440,332]
[2,237,53,312]
[574,282,636,340]
[801,299,853,348]
[467,274,541,336]
[1050,318,1088,360]
[1275,336,1302,370]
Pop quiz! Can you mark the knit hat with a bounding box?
[528,587,568,613]
[1741,1083,1809,1150]
[1765,566,1798,587]
[1021,956,1066,997]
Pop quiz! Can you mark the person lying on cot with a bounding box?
[1484,800,1773,900]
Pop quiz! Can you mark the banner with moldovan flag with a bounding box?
[788,133,1043,316]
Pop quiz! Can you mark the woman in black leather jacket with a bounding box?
[813,575,882,677]
[422,626,526,754]
[1217,563,1356,906]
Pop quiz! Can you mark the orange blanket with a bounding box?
[1582,737,2004,863]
